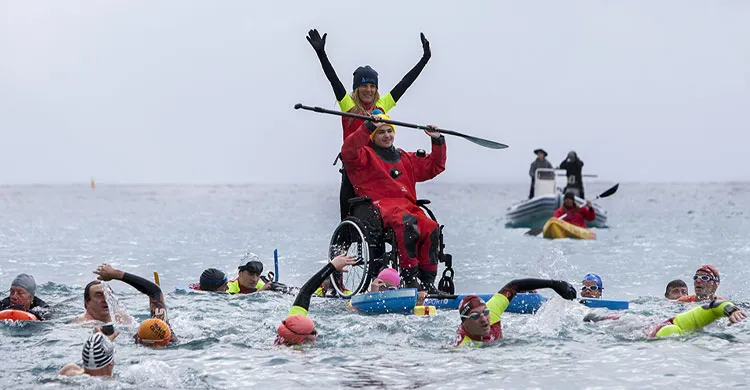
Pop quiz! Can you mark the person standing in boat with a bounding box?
[306,29,432,220]
[528,148,552,199]
[341,115,446,293]
[559,151,585,198]
[554,192,595,228]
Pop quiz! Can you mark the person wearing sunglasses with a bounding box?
[275,254,358,346]
[453,278,577,347]
[580,273,602,298]
[677,265,724,302]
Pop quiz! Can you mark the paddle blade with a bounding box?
[294,103,302,109]
[524,227,544,236]
[438,129,508,149]
[598,183,619,199]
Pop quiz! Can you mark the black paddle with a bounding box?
[524,183,620,237]
[294,103,508,150]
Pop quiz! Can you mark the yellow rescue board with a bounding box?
[542,218,596,240]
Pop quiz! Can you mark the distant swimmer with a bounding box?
[188,268,229,292]
[580,273,603,298]
[59,328,118,377]
[664,279,689,300]
[453,278,577,347]
[227,256,279,294]
[553,192,595,228]
[73,280,133,324]
[0,273,50,320]
[559,151,585,198]
[275,255,357,346]
[94,264,174,347]
[306,28,431,220]
[677,265,724,302]
[529,149,552,199]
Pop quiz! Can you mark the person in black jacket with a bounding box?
[559,151,585,198]
[529,148,553,199]
[0,273,50,320]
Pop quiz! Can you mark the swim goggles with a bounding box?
[460,308,490,320]
[581,285,600,291]
[378,285,399,292]
[693,274,715,282]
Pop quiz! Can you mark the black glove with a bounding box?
[306,29,327,53]
[551,280,577,300]
[420,32,431,60]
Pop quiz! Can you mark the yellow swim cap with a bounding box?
[137,318,171,347]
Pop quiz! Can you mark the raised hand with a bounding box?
[331,255,358,272]
[420,32,431,59]
[306,29,327,53]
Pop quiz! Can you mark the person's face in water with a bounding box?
[563,198,575,208]
[357,83,377,105]
[369,277,397,293]
[238,270,260,289]
[580,280,601,298]
[86,283,111,322]
[693,270,717,298]
[462,304,491,338]
[9,286,33,310]
[665,285,689,300]
[372,125,395,148]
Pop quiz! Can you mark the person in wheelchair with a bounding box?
[341,113,446,293]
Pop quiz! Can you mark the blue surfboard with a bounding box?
[350,288,419,314]
[579,298,629,310]
[424,293,548,314]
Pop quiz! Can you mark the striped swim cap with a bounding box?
[81,333,115,369]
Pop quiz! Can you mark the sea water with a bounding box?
[1,182,749,389]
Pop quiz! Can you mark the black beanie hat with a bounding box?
[352,65,378,90]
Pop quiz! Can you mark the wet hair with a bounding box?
[84,280,102,303]
[664,279,688,297]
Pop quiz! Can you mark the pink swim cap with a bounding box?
[376,268,400,287]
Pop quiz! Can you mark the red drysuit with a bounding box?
[553,206,595,228]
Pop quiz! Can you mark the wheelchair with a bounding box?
[328,196,455,298]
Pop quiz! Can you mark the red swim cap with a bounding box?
[276,315,315,345]
[697,265,720,285]
[458,295,486,319]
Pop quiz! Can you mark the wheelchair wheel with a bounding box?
[328,218,371,298]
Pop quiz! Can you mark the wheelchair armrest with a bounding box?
[416,199,431,206]
[348,196,372,205]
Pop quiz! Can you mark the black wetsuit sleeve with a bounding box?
[0,297,10,310]
[314,50,347,102]
[29,297,51,320]
[500,278,574,301]
[122,272,168,321]
[390,55,430,102]
[292,263,337,311]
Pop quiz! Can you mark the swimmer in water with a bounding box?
[189,268,229,292]
[580,273,602,298]
[94,264,174,347]
[664,279,689,300]
[275,254,358,346]
[677,265,723,302]
[366,267,427,305]
[454,278,577,347]
[59,327,118,377]
[73,280,133,324]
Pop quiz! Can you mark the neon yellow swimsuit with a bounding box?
[455,293,510,347]
[338,93,396,114]
[225,279,264,294]
[655,301,736,337]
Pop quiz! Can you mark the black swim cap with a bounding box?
[200,268,227,291]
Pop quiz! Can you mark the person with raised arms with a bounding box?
[93,264,174,347]
[306,28,432,220]
[73,280,133,324]
[454,278,577,347]
[341,115,446,293]
[59,327,119,377]
[275,254,357,346]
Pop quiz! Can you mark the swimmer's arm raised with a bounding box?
[499,278,577,301]
[121,272,167,320]
[292,255,358,311]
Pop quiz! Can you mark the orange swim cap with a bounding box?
[137,318,171,347]
[276,315,315,345]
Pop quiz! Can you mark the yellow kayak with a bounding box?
[542,218,596,240]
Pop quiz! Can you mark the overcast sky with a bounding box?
[1,1,748,185]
